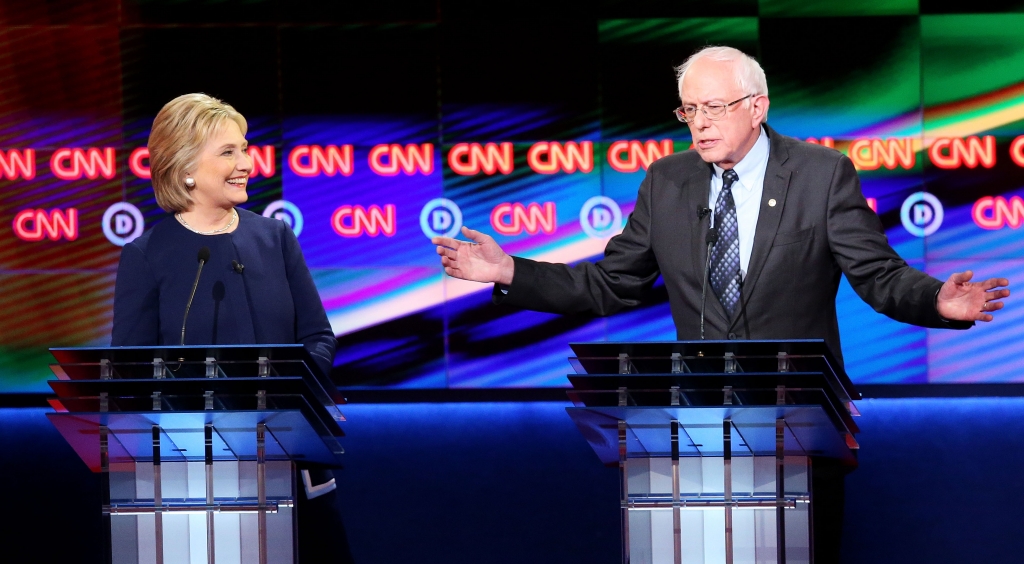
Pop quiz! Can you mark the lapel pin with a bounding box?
[768,198,777,207]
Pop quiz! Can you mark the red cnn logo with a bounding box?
[806,137,835,148]
[607,140,674,173]
[929,136,996,169]
[332,205,396,237]
[448,143,513,175]
[1008,136,1024,167]
[866,198,877,212]
[849,138,915,170]
[527,141,593,174]
[490,202,556,235]
[129,148,150,179]
[51,147,116,180]
[972,196,1024,230]
[247,145,275,178]
[0,149,36,180]
[369,144,434,176]
[13,208,78,241]
[289,145,354,177]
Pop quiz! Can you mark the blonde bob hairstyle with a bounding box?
[148,93,247,213]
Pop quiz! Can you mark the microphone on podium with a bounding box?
[700,229,718,340]
[180,247,210,347]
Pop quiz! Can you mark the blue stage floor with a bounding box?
[3,397,1023,563]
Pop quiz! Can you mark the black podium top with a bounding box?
[564,340,861,463]
[569,339,858,402]
[47,344,345,470]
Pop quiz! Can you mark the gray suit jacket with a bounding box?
[495,124,967,364]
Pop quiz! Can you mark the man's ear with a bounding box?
[751,95,769,127]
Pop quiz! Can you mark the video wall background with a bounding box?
[2,0,1024,393]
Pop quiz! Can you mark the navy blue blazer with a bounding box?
[111,208,336,377]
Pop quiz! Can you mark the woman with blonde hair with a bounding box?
[111,93,351,561]
[112,93,335,371]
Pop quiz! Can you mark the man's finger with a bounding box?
[981,300,1005,312]
[432,236,462,249]
[985,301,1005,312]
[980,278,1010,291]
[462,226,492,245]
[949,270,974,285]
[985,289,1011,300]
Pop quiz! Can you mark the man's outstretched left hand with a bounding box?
[937,270,1010,322]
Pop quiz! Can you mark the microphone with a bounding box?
[231,260,244,274]
[697,207,712,220]
[700,229,718,340]
[180,247,210,347]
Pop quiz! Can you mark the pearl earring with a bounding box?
[184,177,195,188]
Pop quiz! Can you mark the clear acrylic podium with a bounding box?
[565,340,860,564]
[46,345,346,564]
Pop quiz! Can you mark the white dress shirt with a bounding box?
[709,126,771,279]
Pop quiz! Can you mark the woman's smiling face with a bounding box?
[187,119,252,212]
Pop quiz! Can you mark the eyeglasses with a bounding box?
[673,95,754,123]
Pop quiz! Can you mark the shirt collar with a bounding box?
[711,126,769,192]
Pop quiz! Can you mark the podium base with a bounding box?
[107,459,296,564]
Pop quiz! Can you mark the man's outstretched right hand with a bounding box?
[433,226,515,286]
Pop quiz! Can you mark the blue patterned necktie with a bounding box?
[710,169,741,317]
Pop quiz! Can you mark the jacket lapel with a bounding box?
[737,126,791,320]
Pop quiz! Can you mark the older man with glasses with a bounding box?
[434,45,1008,355]
[433,42,1010,560]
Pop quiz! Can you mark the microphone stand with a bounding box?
[700,228,718,341]
[176,247,211,369]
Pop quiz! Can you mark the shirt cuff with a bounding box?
[301,469,337,499]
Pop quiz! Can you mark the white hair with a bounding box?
[675,46,769,101]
